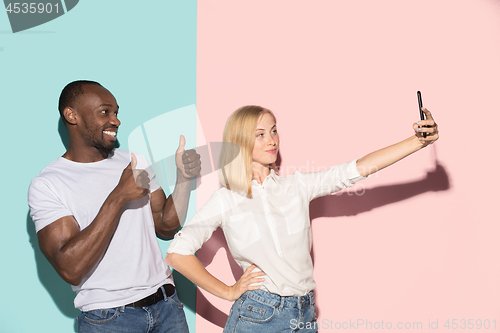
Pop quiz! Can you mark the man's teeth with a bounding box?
[104,131,116,137]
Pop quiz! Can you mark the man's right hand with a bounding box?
[114,153,150,203]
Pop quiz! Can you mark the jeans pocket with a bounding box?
[238,296,276,324]
[81,308,120,325]
[166,290,184,309]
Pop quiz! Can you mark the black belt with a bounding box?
[125,284,175,308]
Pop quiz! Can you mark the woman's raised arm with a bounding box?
[356,108,439,177]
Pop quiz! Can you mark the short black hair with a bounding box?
[58,80,102,122]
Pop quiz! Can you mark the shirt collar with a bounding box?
[268,168,279,183]
[251,168,279,186]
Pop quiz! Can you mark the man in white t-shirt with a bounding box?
[28,80,200,333]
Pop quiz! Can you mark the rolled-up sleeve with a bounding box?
[167,191,224,255]
[296,158,366,201]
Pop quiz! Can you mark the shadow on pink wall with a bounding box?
[194,155,450,328]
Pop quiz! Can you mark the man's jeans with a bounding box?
[77,290,189,333]
[223,289,317,333]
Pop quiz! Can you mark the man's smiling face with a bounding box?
[75,85,121,156]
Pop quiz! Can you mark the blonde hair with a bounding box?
[219,105,276,197]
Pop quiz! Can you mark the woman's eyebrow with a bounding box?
[255,125,276,131]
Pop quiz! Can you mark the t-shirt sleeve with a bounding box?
[133,152,161,193]
[167,191,224,256]
[295,158,366,201]
[28,177,73,233]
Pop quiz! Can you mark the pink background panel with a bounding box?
[196,0,500,332]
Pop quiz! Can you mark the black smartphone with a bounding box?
[417,91,426,138]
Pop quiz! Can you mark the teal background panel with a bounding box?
[0,0,197,332]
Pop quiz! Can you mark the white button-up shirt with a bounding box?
[167,159,365,296]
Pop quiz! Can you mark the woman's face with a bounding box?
[252,112,279,168]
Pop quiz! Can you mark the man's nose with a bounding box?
[110,114,121,127]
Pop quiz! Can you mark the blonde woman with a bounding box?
[166,105,439,332]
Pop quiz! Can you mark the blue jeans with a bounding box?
[224,289,318,333]
[77,289,189,333]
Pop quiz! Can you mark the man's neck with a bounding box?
[63,145,110,163]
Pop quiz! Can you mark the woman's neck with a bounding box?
[252,162,271,184]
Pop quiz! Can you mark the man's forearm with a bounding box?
[158,172,193,237]
[40,191,126,286]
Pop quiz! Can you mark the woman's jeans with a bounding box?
[77,289,189,333]
[224,289,318,333]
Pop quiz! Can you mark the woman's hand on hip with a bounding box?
[226,264,265,301]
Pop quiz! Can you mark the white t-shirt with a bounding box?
[28,149,173,311]
[168,159,365,296]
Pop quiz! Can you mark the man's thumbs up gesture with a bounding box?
[175,135,201,180]
[114,153,150,203]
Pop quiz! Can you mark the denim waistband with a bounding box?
[242,289,314,310]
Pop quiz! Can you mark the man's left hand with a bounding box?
[175,135,201,179]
